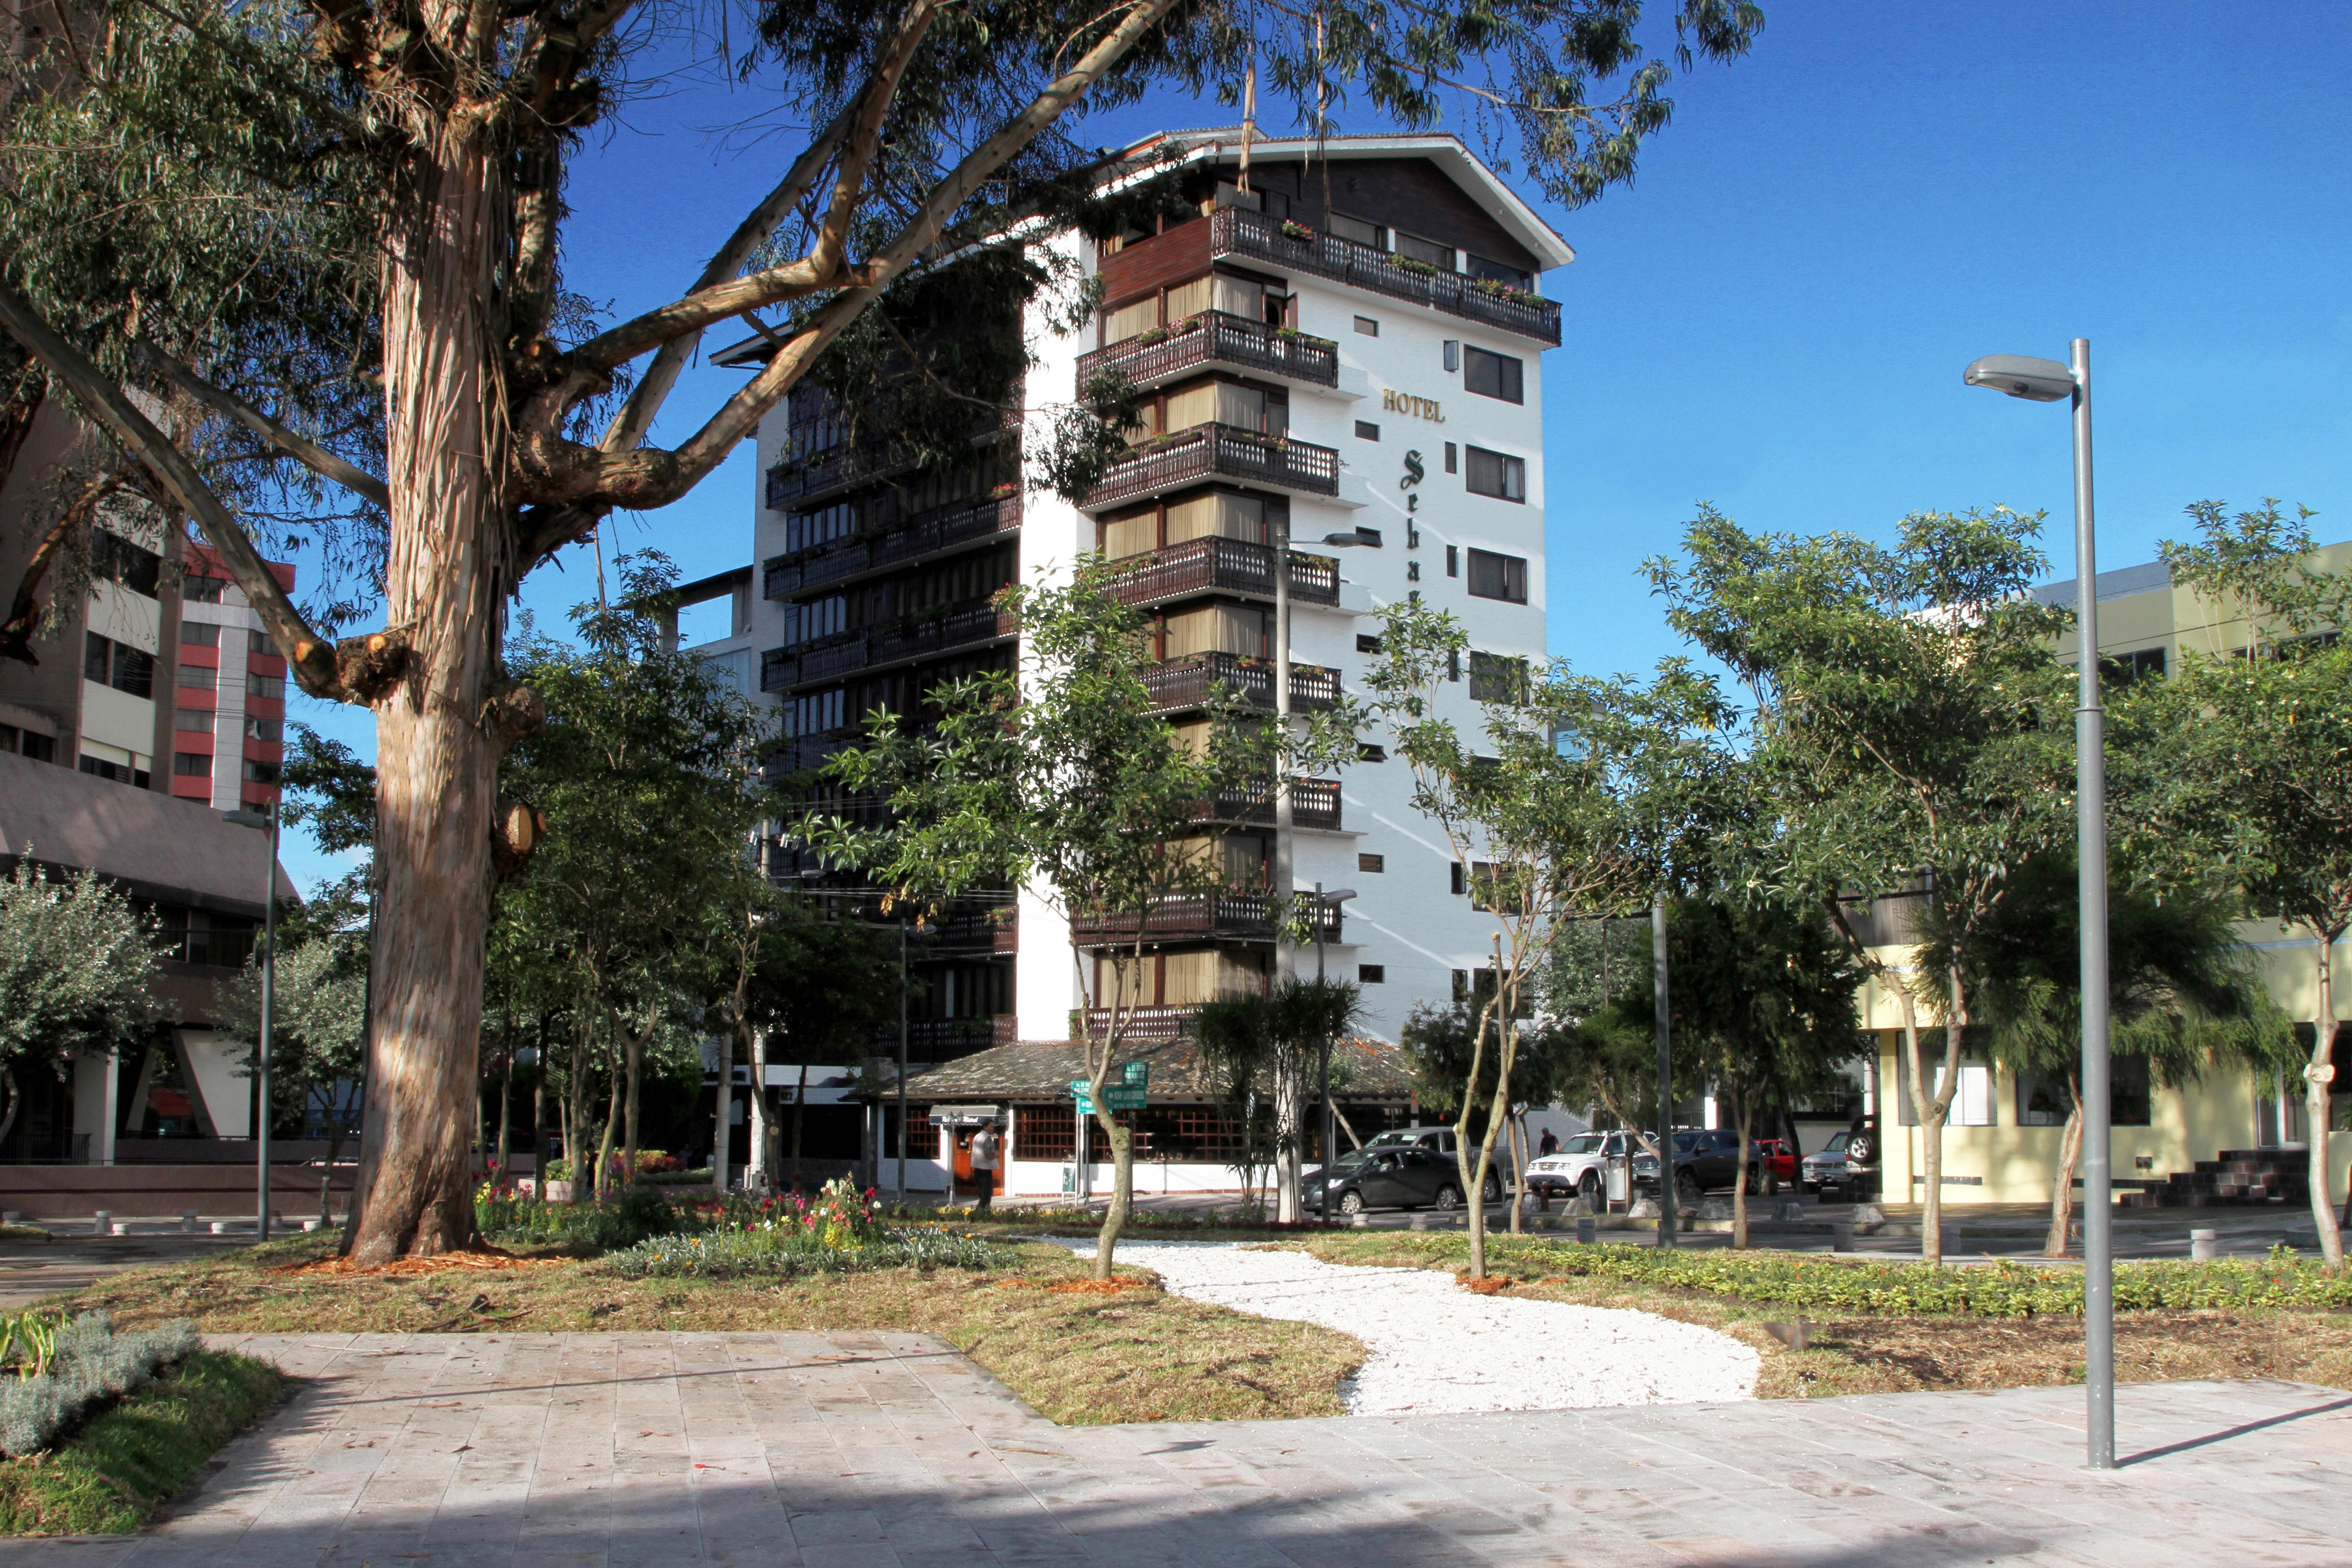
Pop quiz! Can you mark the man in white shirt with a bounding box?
[969,1123,1000,1214]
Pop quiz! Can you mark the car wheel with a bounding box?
[1675,1169,1702,1207]
[1481,1174,1503,1203]
[1434,1184,1463,1211]
[1578,1171,1602,1204]
[1338,1191,1364,1217]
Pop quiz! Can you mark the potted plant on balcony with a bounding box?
[1279,219,1317,242]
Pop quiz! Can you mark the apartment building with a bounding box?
[714,129,1568,1078]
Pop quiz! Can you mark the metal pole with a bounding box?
[257,798,279,1240]
[1652,893,1675,1248]
[1316,883,1333,1220]
[2071,336,2114,1470]
[896,921,909,1204]
[1271,512,1298,1224]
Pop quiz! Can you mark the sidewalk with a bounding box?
[1,1331,2344,1566]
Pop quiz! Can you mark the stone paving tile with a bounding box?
[0,1334,2349,1565]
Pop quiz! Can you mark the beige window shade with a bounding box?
[1162,381,1219,433]
[1163,604,1267,659]
[1103,295,1160,343]
[1211,275,1264,319]
[1102,505,1158,559]
[1159,949,1265,1004]
[1164,276,1213,320]
[1122,400,1161,445]
[1169,718,1213,758]
[1163,492,1263,546]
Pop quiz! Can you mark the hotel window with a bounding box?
[179,621,220,647]
[91,530,161,597]
[1468,652,1530,704]
[1444,442,1457,474]
[1352,315,1379,337]
[1356,743,1387,762]
[1354,421,1380,441]
[82,633,154,698]
[1355,634,1382,653]
[1463,347,1524,405]
[1446,545,1459,578]
[1393,231,1455,270]
[1467,549,1529,604]
[247,629,275,656]
[1359,965,1387,984]
[242,758,280,785]
[1328,212,1386,249]
[1465,446,1525,502]
[1102,293,1160,344]
[1358,853,1386,873]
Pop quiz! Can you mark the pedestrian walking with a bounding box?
[1538,1127,1559,1158]
[970,1122,1000,1215]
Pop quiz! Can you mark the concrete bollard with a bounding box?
[210,1221,231,1235]
[1350,1211,1368,1230]
[91,1210,110,1236]
[181,1210,199,1234]
[1,1212,21,1225]
[1409,1213,1428,1232]
[1830,1221,1855,1252]
[2190,1228,2220,1262]
[1575,1215,1597,1245]
[111,1222,130,1236]
[301,1218,323,1233]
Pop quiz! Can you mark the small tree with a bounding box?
[1194,977,1362,1216]
[818,562,1294,1278]
[0,857,158,1140]
[1653,506,2075,1263]
[2134,499,2352,1269]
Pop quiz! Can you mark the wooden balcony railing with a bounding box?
[1104,535,1338,610]
[763,495,1021,600]
[1210,207,1563,346]
[761,596,1015,693]
[1139,650,1341,715]
[1078,1005,1197,1043]
[1071,892,1344,947]
[1083,423,1338,512]
[1076,310,1339,393]
[1189,776,1342,832]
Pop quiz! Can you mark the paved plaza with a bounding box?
[0,1333,2345,1566]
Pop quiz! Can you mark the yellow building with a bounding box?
[1860,541,2352,1208]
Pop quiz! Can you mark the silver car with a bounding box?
[1800,1130,1852,1193]
[1526,1130,1628,1205]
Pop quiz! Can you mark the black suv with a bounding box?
[1632,1128,1764,1206]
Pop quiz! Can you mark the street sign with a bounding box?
[1069,1079,1147,1113]
[1122,1061,1149,1087]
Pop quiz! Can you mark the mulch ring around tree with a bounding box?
[995,1275,1158,1296]
[274,1246,569,1278]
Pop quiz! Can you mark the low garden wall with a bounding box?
[0,1164,354,1219]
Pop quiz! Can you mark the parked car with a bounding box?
[1754,1138,1798,1192]
[1799,1130,1852,1194]
[1307,1145,1464,1215]
[1632,1128,1764,1205]
[1526,1131,1630,1205]
[1357,1126,1504,1202]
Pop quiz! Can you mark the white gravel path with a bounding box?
[1040,1237,1759,1417]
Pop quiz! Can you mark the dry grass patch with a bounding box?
[1282,1230,2352,1401]
[42,1233,1358,1426]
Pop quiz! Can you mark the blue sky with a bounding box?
[275,0,2351,890]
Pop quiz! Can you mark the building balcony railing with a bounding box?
[877,1017,1012,1058]
[1210,207,1563,347]
[1140,650,1341,715]
[1189,776,1342,832]
[764,495,1022,600]
[766,409,1019,512]
[1082,423,1338,513]
[761,596,1015,695]
[1078,1005,1198,1044]
[1075,310,1339,394]
[1069,892,1342,947]
[1103,535,1338,611]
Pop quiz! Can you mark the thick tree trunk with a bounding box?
[2045,1079,2083,1257]
[2309,930,2345,1273]
[745,1016,771,1191]
[1273,1049,1303,1224]
[343,138,511,1264]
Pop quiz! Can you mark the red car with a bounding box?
[1753,1139,1797,1192]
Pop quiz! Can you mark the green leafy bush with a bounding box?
[475,1187,676,1253]
[1465,1239,2352,1318]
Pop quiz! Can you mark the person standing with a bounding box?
[969,1121,1000,1215]
[1538,1127,1559,1158]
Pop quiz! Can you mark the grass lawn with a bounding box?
[0,1351,283,1535]
[45,1233,1360,1426]
[1279,1231,2352,1399]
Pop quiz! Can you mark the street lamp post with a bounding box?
[1964,340,2111,1470]
[1651,893,1675,1249]
[224,803,281,1240]
[1309,883,1356,1220]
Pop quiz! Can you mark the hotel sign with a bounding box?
[1382,389,1445,423]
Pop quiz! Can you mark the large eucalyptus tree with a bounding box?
[1,0,1762,1260]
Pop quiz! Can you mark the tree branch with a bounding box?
[135,340,390,511]
[808,0,942,284]
[0,285,344,698]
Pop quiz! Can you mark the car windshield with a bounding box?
[1826,1131,1852,1153]
[1672,1132,1703,1152]
[1564,1135,1602,1155]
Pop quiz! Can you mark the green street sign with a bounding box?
[1069,1079,1147,1112]
[1122,1061,1150,1087]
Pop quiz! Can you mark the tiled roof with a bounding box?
[894,1034,1419,1102]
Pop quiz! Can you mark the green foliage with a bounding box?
[0,858,158,1065]
[1468,1237,2352,1318]
[0,1313,201,1459]
[604,1224,1005,1280]
[2157,498,2343,659]
[473,1187,676,1253]
[0,1351,282,1536]
[217,933,368,1135]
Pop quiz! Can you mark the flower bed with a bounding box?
[604,1177,1008,1279]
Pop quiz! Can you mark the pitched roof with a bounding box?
[894,1034,1419,1102]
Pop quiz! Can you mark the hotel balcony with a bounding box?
[1139,651,1341,715]
[1188,777,1342,833]
[1081,423,1339,513]
[763,495,1021,599]
[1075,310,1340,396]
[1103,535,1339,612]
[1068,892,1343,948]
[1210,207,1563,347]
[760,595,1015,694]
[1076,1005,1199,1044]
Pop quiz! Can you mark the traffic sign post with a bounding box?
[1070,1078,1147,1114]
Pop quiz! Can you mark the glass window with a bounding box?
[1465,446,1525,502]
[1358,965,1386,984]
[1164,276,1213,320]
[243,715,283,743]
[1394,231,1453,269]
[176,664,216,691]
[1357,853,1385,873]
[1352,315,1379,337]
[1895,1051,1995,1127]
[1444,442,1457,474]
[1328,212,1385,248]
[92,530,161,597]
[179,621,220,647]
[1463,347,1524,404]
[172,752,212,777]
[174,709,215,733]
[1467,254,1534,290]
[241,758,279,785]
[247,629,275,657]
[1354,421,1380,441]
[1102,294,1160,343]
[181,575,228,604]
[246,673,284,701]
[1468,651,1529,703]
[1467,549,1529,604]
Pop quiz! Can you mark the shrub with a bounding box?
[474,1186,676,1253]
[540,1158,573,1182]
[634,1150,682,1175]
[0,1313,201,1459]
[606,1224,1005,1280]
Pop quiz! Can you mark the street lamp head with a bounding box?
[1320,887,1357,903]
[1963,353,2076,403]
[1320,529,1381,548]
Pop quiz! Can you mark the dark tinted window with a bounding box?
[1463,347,1524,404]
[1465,446,1524,502]
[1467,550,1528,603]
